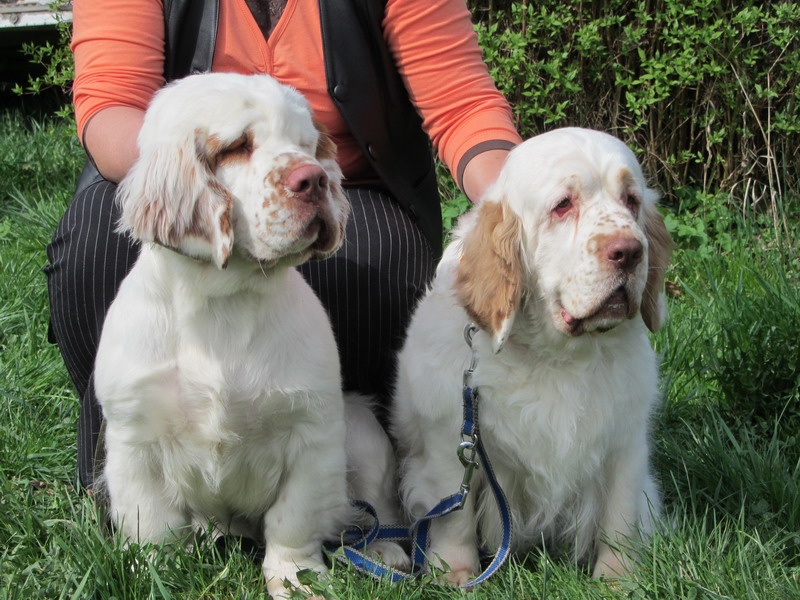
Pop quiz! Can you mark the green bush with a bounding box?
[471,0,800,227]
[12,2,74,120]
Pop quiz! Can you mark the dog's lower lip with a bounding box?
[560,287,630,335]
[585,287,630,331]
[307,216,334,253]
[561,308,579,327]
[560,307,584,335]
[604,288,628,310]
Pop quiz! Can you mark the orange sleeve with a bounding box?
[71,0,166,140]
[382,0,522,182]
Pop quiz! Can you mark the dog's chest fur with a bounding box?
[95,250,343,518]
[464,323,658,554]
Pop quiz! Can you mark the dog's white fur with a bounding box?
[391,128,673,584]
[94,73,404,597]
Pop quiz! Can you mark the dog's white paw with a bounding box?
[265,576,294,600]
[428,544,480,587]
[265,570,323,600]
[441,567,478,587]
[366,540,411,571]
[593,546,633,579]
[263,552,327,599]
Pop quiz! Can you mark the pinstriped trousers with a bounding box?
[45,179,435,489]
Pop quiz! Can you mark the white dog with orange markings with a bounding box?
[93,73,405,597]
[391,128,673,583]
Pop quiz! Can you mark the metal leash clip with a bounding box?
[463,323,479,389]
[458,322,481,502]
[457,437,479,500]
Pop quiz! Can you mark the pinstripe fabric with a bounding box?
[298,187,435,417]
[45,180,139,488]
[45,181,435,488]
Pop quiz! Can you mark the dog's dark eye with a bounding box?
[218,134,253,161]
[624,193,640,215]
[553,197,573,218]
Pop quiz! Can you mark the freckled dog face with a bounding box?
[514,147,650,336]
[209,94,348,267]
[508,130,670,336]
[456,128,672,347]
[117,74,349,270]
[201,83,349,267]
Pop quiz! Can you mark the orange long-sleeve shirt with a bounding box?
[71,0,521,183]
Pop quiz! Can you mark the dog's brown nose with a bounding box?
[605,237,644,271]
[285,164,328,203]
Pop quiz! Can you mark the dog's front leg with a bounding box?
[103,433,190,544]
[400,422,481,585]
[344,395,411,570]
[593,442,660,579]
[426,498,481,586]
[261,423,352,599]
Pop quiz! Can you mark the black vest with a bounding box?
[163,0,443,254]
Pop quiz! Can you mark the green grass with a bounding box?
[1,109,799,599]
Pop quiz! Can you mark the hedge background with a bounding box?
[468,0,799,230]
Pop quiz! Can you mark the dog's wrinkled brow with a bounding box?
[616,167,636,188]
[206,130,255,169]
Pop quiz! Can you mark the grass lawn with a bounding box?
[1,109,798,599]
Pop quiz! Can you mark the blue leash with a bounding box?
[326,324,514,586]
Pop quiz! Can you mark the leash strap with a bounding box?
[327,324,513,586]
[326,501,412,583]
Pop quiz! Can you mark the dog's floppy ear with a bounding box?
[455,197,523,353]
[116,127,234,269]
[640,201,673,332]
